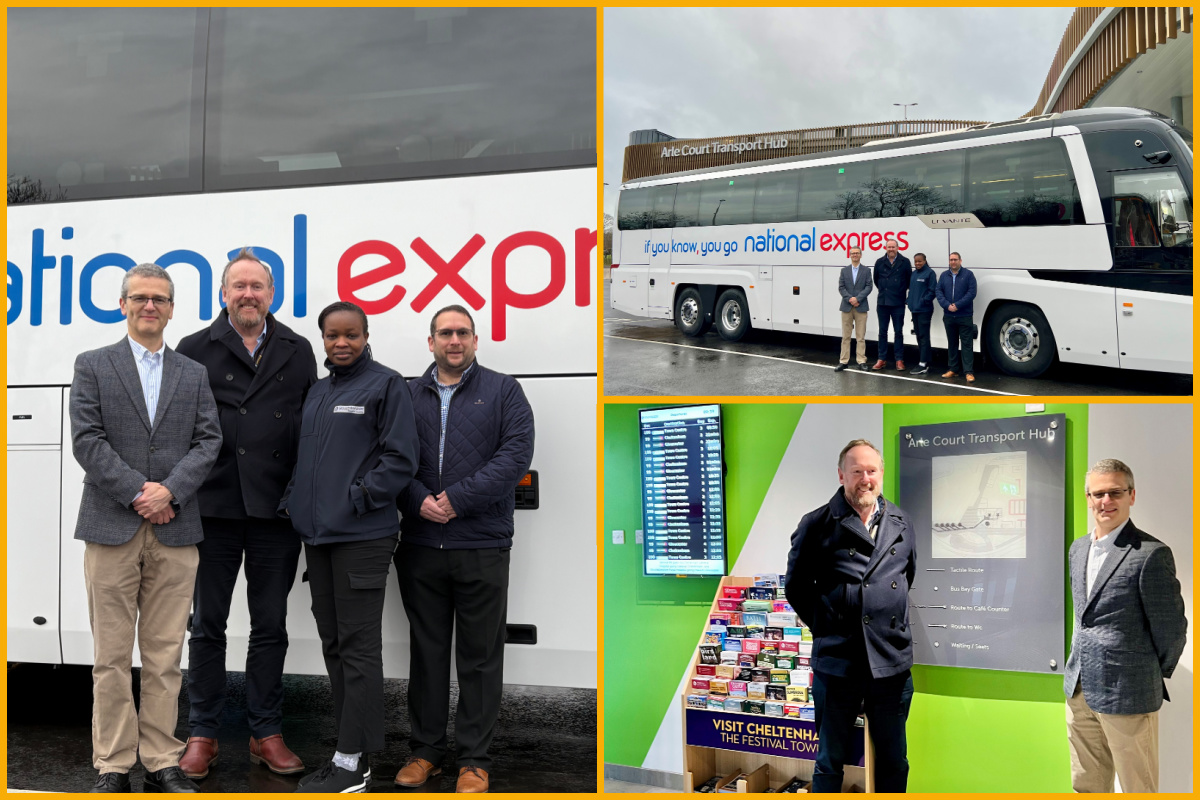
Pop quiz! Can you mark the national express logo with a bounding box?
[7,215,597,340]
[645,226,910,259]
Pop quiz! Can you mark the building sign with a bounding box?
[684,708,865,765]
[661,136,790,158]
[898,415,1067,674]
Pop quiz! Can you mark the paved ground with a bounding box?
[603,282,1192,397]
[7,663,596,793]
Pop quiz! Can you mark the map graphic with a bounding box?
[931,452,1027,558]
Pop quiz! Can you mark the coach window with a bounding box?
[617,188,652,231]
[650,185,679,229]
[7,8,205,204]
[797,160,875,221]
[1113,170,1192,249]
[206,7,596,191]
[871,151,964,217]
[699,176,757,226]
[672,182,703,227]
[966,139,1079,226]
[753,170,802,224]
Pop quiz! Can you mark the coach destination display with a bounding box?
[899,414,1067,673]
[640,404,728,577]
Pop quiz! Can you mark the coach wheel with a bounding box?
[715,289,750,342]
[985,302,1057,377]
[674,287,711,337]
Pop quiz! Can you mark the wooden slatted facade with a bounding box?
[621,119,986,183]
[1024,6,1192,116]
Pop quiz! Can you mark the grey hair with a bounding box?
[221,246,274,290]
[839,438,884,471]
[1086,458,1135,491]
[885,238,899,247]
[121,263,175,301]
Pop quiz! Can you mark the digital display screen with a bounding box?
[639,404,727,577]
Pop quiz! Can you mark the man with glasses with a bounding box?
[69,264,221,792]
[784,440,917,792]
[393,305,535,793]
[175,248,317,780]
[1063,459,1187,793]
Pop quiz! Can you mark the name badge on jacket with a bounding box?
[333,405,365,415]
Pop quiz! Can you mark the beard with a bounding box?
[231,303,266,329]
[848,485,878,512]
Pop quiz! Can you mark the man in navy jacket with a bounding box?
[934,252,978,382]
[394,305,535,794]
[785,440,917,792]
[871,239,912,371]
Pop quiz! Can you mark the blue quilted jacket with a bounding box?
[399,361,534,549]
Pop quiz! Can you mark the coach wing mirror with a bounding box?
[1142,150,1172,164]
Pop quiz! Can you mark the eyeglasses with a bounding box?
[435,328,473,340]
[125,295,173,308]
[1087,489,1128,500]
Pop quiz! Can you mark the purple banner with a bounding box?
[685,708,864,766]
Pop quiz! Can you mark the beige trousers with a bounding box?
[1066,686,1159,792]
[84,520,199,773]
[840,309,869,364]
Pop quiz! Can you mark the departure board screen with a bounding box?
[640,404,727,577]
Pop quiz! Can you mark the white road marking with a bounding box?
[603,334,1022,396]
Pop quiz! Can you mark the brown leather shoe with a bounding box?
[456,766,489,793]
[395,756,442,787]
[942,370,959,378]
[871,360,888,370]
[965,373,976,383]
[895,360,906,371]
[179,737,218,779]
[249,734,305,775]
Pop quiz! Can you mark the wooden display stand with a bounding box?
[682,576,875,793]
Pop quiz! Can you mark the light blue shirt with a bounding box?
[432,362,475,473]
[228,314,268,359]
[128,337,164,424]
[851,264,860,284]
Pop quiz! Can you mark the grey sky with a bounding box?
[604,6,1076,217]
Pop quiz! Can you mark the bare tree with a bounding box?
[8,174,67,205]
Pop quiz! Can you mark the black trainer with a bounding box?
[857,362,869,371]
[296,757,371,793]
[143,766,200,793]
[834,362,848,372]
[909,364,929,375]
[91,772,131,793]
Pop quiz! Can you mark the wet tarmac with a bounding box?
[603,282,1192,397]
[7,663,597,793]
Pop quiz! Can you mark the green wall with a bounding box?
[602,402,805,768]
[883,403,1089,793]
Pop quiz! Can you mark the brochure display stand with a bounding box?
[681,576,875,793]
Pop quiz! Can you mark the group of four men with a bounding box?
[836,240,979,382]
[786,440,1187,793]
[73,251,531,793]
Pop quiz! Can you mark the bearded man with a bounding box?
[784,439,917,793]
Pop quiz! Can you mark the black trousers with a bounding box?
[944,315,975,374]
[187,516,301,738]
[395,542,510,771]
[811,669,914,793]
[911,311,933,366]
[305,535,396,754]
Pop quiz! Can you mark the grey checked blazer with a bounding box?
[70,338,222,547]
[1063,520,1187,715]
[838,264,873,313]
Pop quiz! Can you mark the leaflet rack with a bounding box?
[681,576,875,793]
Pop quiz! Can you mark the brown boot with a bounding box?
[456,766,489,793]
[395,756,442,787]
[249,734,305,775]
[179,737,218,779]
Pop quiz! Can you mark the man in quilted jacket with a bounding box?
[393,304,535,794]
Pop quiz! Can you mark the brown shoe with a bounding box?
[395,756,442,787]
[179,737,218,779]
[249,734,304,775]
[457,766,489,793]
[871,360,888,370]
[965,373,976,383]
[895,360,906,371]
[942,370,959,378]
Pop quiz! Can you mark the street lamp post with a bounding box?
[894,102,918,120]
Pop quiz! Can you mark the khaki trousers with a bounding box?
[1066,686,1159,792]
[84,520,198,773]
[840,309,869,365]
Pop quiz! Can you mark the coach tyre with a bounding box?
[985,302,1057,377]
[674,287,711,337]
[715,289,750,342]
